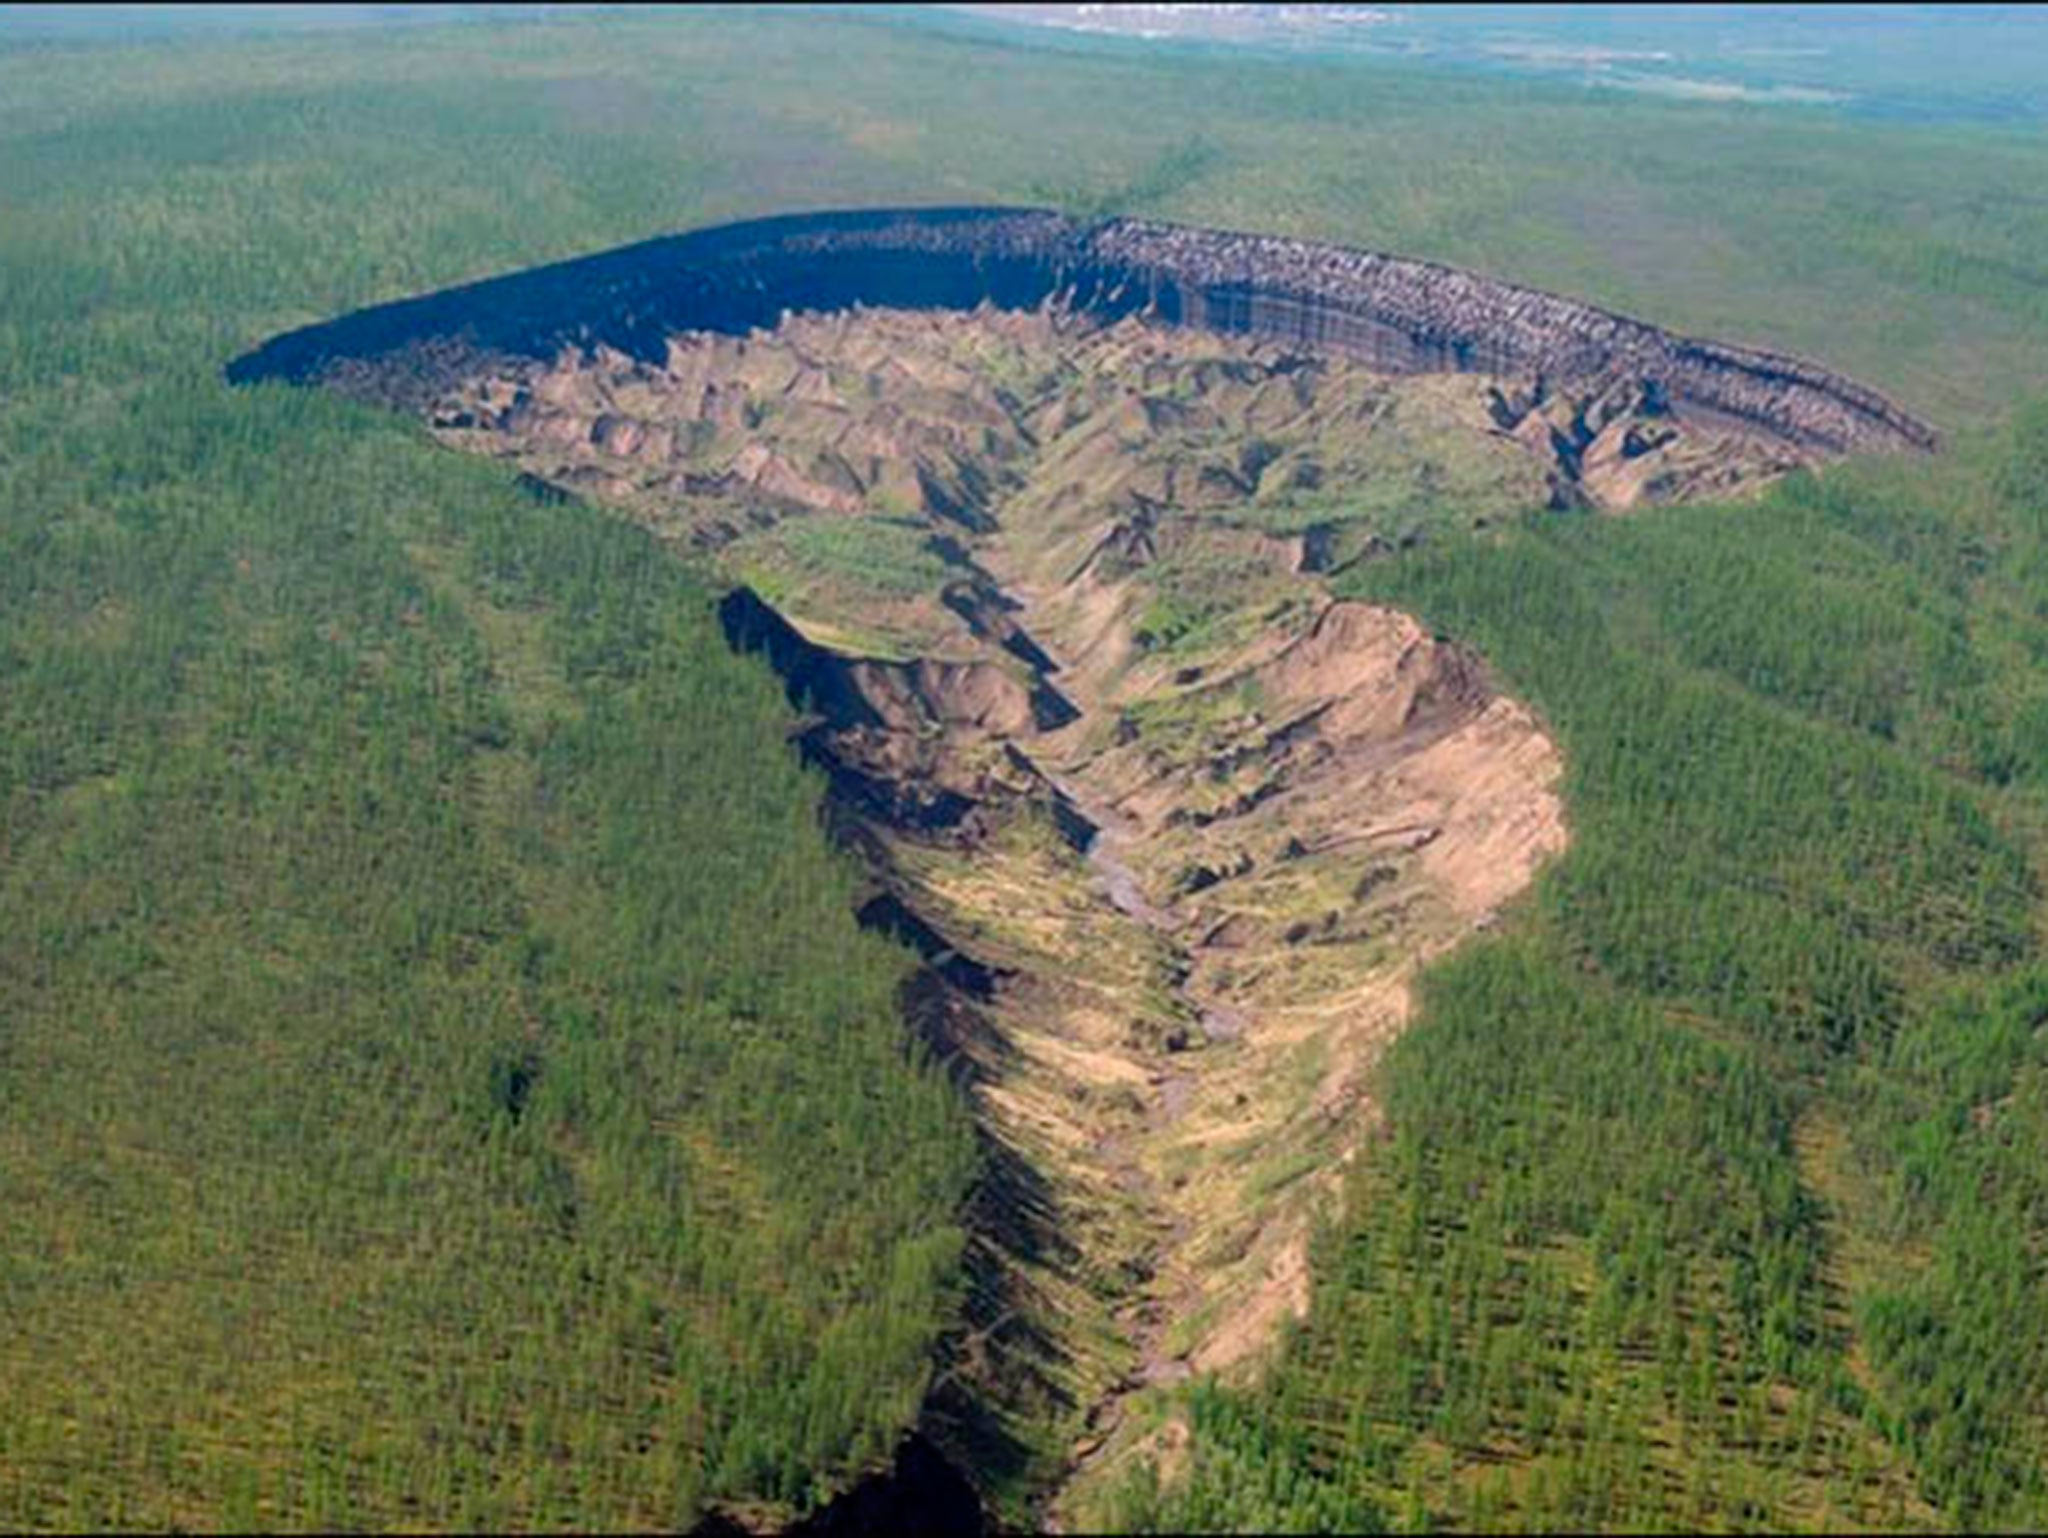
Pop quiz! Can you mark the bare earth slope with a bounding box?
[428,305,1576,1517]
[232,207,1935,469]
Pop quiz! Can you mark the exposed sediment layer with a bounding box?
[342,299,1579,1522]
[229,205,1934,460]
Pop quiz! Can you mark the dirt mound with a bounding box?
[1256,601,1486,735]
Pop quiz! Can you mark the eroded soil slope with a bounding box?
[418,301,1795,1509]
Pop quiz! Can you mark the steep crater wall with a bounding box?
[229,205,1934,459]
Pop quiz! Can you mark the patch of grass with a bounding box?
[733,515,958,605]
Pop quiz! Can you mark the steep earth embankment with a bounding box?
[418,304,1571,1522]
[228,210,1931,1524]
[229,206,1935,464]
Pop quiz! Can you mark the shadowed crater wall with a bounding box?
[228,205,1934,458]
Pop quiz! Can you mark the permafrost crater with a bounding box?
[231,207,1934,1524]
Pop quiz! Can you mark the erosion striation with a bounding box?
[232,206,1934,473]
[229,208,1931,1527]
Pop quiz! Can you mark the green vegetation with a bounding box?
[1110,414,2048,1531]
[0,16,1000,1529]
[735,515,959,608]
[9,7,2048,429]
[1130,544,1295,658]
[0,380,976,1532]
[1215,389,1547,545]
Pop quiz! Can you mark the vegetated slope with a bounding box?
[1105,408,2048,1533]
[0,384,975,1531]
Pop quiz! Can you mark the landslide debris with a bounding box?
[417,303,1576,1519]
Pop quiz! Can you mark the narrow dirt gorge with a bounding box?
[412,303,1595,1520]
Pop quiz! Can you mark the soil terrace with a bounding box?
[231,206,1935,461]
